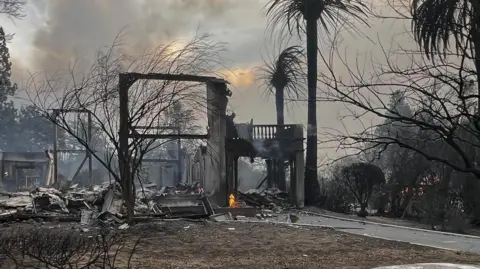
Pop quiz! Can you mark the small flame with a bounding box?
[229,193,238,208]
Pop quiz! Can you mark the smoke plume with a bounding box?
[29,0,263,74]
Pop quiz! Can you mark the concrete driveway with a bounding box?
[285,213,480,253]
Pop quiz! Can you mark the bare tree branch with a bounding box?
[317,27,480,178]
[0,0,25,20]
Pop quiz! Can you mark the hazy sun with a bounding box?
[221,68,256,88]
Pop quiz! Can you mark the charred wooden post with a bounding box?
[87,112,93,190]
[52,116,58,185]
[225,152,240,199]
[177,127,182,184]
[234,156,239,195]
[118,73,135,224]
[266,159,274,188]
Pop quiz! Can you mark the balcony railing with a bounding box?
[230,124,296,140]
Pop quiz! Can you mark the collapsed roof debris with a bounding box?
[238,187,290,211]
[0,181,211,225]
[0,181,295,229]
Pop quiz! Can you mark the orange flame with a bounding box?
[229,193,239,208]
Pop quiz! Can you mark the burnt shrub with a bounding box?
[0,227,140,269]
[321,180,354,214]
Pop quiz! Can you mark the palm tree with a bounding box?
[260,45,306,126]
[260,45,306,191]
[265,0,369,204]
[411,0,480,104]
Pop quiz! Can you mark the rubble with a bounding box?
[0,181,298,229]
[238,187,290,211]
[0,181,211,225]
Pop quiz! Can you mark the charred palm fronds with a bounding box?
[411,0,476,59]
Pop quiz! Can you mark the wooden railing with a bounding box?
[230,124,296,140]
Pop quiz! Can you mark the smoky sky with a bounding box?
[29,0,268,75]
[10,0,416,161]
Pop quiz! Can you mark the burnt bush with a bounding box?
[321,180,354,213]
[0,227,140,268]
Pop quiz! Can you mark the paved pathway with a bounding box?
[373,264,480,269]
[274,213,480,253]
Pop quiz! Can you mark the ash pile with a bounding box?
[0,181,213,225]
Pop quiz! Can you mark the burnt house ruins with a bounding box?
[34,72,306,209]
[17,73,304,207]
[117,73,306,208]
[0,151,54,191]
[0,71,305,225]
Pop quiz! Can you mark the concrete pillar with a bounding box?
[277,127,286,192]
[291,125,305,208]
[205,81,229,206]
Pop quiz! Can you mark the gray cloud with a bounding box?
[29,0,268,74]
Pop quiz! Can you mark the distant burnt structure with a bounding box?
[0,152,54,191]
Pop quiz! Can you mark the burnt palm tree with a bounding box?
[260,45,306,126]
[411,0,480,104]
[265,0,369,204]
[260,45,306,191]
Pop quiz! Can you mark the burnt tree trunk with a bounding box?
[275,86,286,191]
[275,86,285,126]
[304,12,320,204]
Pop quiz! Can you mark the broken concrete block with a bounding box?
[118,223,129,230]
[286,213,299,223]
[81,210,93,225]
[209,212,233,222]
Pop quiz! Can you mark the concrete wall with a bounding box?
[292,125,305,208]
[204,81,229,206]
